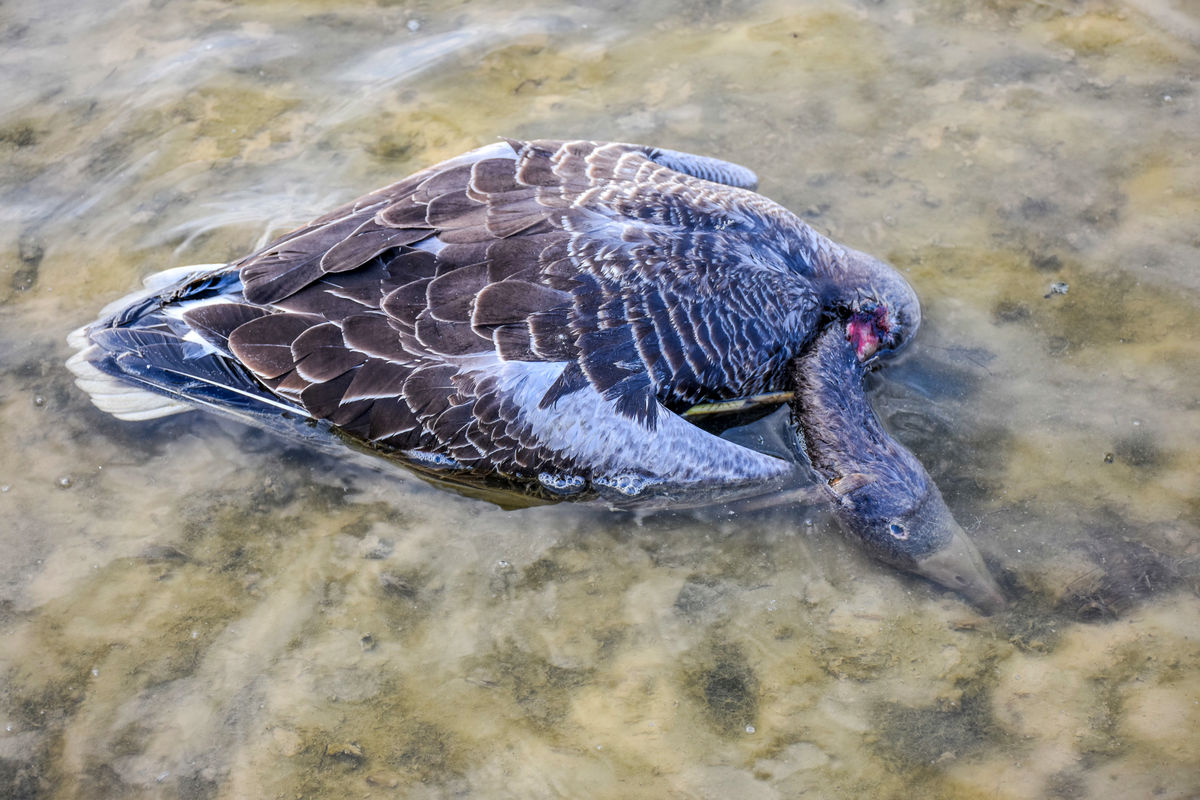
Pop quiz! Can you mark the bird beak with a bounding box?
[912,524,1006,613]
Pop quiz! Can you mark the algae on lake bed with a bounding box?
[2,0,1199,798]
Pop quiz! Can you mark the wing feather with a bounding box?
[291,322,365,382]
[228,313,313,379]
[217,139,824,485]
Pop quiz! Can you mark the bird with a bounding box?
[67,138,1004,611]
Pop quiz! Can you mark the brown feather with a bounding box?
[426,190,488,230]
[550,140,594,182]
[377,201,432,229]
[380,279,431,325]
[430,402,480,459]
[582,143,624,182]
[314,281,383,311]
[291,322,365,382]
[492,323,538,361]
[367,397,422,441]
[330,397,372,429]
[342,358,413,402]
[486,195,551,239]
[320,222,421,274]
[299,369,356,419]
[276,280,378,320]
[402,364,457,419]
[228,314,314,379]
[382,248,439,285]
[341,314,411,362]
[240,254,326,307]
[432,224,501,245]
[515,153,559,187]
[182,303,269,350]
[270,369,312,399]
[470,158,522,195]
[435,242,492,270]
[415,312,490,356]
[426,261,489,322]
[413,163,475,204]
[239,215,366,303]
[483,235,559,281]
[473,281,570,327]
[528,310,576,360]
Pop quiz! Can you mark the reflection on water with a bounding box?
[2,0,1198,797]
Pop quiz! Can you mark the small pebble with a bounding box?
[327,742,364,762]
[57,476,73,489]
[1104,453,1114,463]
[745,725,756,734]
[366,774,401,788]
[33,395,45,407]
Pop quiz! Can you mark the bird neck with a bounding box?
[789,325,926,499]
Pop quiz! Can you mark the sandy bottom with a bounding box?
[1,0,1198,797]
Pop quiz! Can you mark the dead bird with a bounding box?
[792,326,1004,611]
[66,139,1002,610]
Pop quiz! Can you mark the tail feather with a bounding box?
[67,263,302,423]
[65,342,193,420]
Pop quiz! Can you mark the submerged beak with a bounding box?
[912,525,1006,613]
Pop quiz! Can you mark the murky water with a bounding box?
[2,0,1198,797]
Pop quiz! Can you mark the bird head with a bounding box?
[826,462,1006,613]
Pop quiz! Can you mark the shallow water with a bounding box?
[2,0,1199,797]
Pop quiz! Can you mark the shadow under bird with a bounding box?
[67,138,1005,612]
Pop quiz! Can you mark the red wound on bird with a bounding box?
[846,303,892,361]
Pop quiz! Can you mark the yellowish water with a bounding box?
[2,0,1198,798]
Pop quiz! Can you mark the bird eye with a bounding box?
[888,522,908,540]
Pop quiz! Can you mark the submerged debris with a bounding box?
[1056,535,1182,621]
[1044,281,1069,298]
[325,742,365,764]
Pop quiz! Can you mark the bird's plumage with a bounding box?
[67,138,1006,607]
[69,139,906,505]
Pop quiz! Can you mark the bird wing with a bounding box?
[194,140,819,488]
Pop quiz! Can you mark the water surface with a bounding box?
[2,1,1198,798]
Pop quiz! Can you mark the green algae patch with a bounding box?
[678,639,760,738]
[872,689,999,767]
[473,641,595,734]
